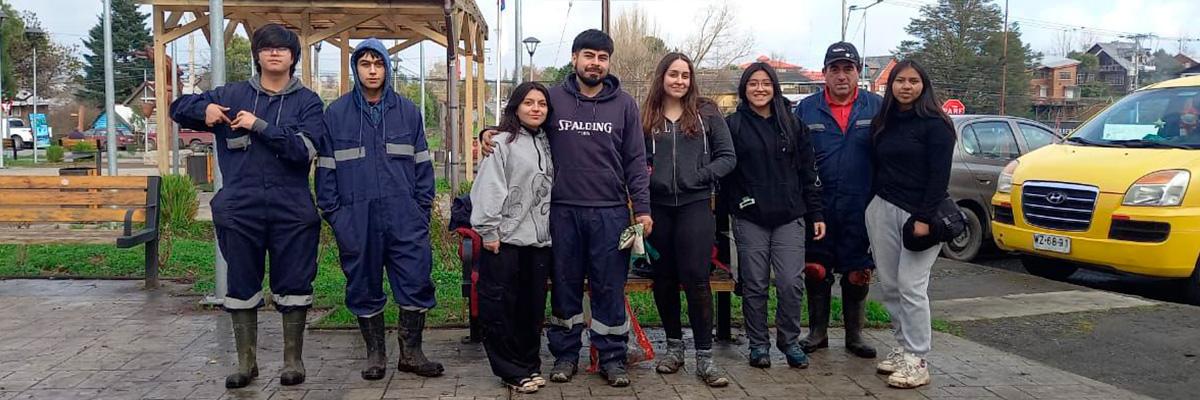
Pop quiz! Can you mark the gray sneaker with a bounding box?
[695,349,729,387]
[655,338,685,374]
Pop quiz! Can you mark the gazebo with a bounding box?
[137,0,490,181]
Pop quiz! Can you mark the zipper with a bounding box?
[671,122,679,206]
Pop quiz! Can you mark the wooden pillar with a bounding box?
[300,12,312,88]
[153,7,171,173]
[463,53,475,182]
[473,53,484,180]
[339,31,351,94]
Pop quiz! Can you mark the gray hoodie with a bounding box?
[470,128,554,247]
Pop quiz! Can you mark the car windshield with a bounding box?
[1068,87,1200,149]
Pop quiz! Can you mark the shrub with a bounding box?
[45,145,64,162]
[158,174,199,268]
[70,140,97,154]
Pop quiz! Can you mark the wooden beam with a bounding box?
[306,13,378,45]
[463,53,474,182]
[153,6,172,173]
[339,30,350,94]
[472,53,485,181]
[385,15,446,47]
[323,37,349,52]
[240,12,270,32]
[164,11,183,28]
[387,40,419,55]
[223,19,239,43]
[300,11,312,88]
[162,11,208,43]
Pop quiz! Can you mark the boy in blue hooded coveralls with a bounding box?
[316,38,442,380]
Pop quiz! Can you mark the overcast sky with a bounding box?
[11,0,1200,80]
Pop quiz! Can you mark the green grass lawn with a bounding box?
[0,199,913,330]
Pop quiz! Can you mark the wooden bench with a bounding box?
[457,229,736,344]
[0,176,162,288]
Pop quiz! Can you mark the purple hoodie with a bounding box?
[546,72,650,215]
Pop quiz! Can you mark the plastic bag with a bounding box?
[587,297,655,372]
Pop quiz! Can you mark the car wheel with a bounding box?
[941,206,984,262]
[189,140,205,153]
[1020,255,1078,281]
[10,135,24,150]
[1182,257,1200,305]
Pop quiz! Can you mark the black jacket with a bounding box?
[722,104,823,228]
[872,109,955,223]
[645,105,737,207]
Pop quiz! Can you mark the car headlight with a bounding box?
[997,160,1019,194]
[1123,170,1190,206]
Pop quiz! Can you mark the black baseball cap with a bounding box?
[823,42,861,69]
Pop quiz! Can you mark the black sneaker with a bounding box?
[599,363,630,387]
[548,360,577,383]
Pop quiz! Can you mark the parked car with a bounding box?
[2,118,33,149]
[990,75,1200,302]
[81,127,136,150]
[944,115,1062,261]
[148,128,214,152]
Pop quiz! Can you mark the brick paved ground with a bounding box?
[0,280,1153,400]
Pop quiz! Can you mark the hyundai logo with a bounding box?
[1045,191,1067,205]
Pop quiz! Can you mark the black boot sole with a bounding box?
[846,344,877,359]
[361,366,387,380]
[800,338,829,354]
[280,372,305,386]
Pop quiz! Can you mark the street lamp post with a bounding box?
[26,27,44,164]
[522,37,540,82]
[391,53,402,93]
[0,10,8,169]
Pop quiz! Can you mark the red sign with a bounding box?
[942,99,965,115]
[0,101,10,113]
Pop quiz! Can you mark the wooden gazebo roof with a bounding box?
[138,0,492,183]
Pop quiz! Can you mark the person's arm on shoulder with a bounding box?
[915,120,956,224]
[470,135,509,252]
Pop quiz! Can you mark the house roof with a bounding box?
[1087,42,1136,71]
[1037,56,1081,69]
[740,55,802,70]
[863,56,894,80]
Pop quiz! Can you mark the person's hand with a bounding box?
[913,221,930,238]
[483,241,500,254]
[230,111,260,131]
[635,214,654,236]
[480,129,498,156]
[812,222,827,240]
[205,103,231,127]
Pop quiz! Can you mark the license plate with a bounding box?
[1033,234,1071,254]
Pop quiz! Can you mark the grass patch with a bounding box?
[932,319,963,335]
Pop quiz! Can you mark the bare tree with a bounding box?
[682,0,755,68]
[608,7,668,99]
[1051,30,1074,56]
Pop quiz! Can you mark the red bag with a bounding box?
[588,297,655,372]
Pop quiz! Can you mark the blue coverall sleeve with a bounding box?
[170,86,226,132]
[249,94,324,165]
[414,115,435,209]
[314,113,340,216]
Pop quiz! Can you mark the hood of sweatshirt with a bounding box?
[350,38,395,126]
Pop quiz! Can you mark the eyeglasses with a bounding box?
[259,47,291,55]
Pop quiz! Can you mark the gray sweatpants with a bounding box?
[733,217,806,351]
[865,197,939,357]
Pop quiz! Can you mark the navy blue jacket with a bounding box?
[794,89,882,197]
[315,39,435,216]
[171,76,324,190]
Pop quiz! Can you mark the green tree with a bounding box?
[896,0,1038,116]
[11,11,83,99]
[0,1,29,98]
[77,0,153,105]
[226,35,252,83]
[539,63,573,84]
[1145,49,1183,85]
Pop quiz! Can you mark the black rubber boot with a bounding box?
[397,309,444,377]
[841,280,878,359]
[224,310,259,389]
[280,309,307,386]
[800,276,832,353]
[357,314,387,380]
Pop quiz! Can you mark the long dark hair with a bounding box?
[737,62,799,139]
[498,82,552,143]
[642,52,703,138]
[870,60,955,142]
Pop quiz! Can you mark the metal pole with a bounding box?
[171,42,180,174]
[445,0,460,190]
[420,41,426,125]
[0,20,5,170]
[841,0,847,42]
[206,0,228,305]
[602,0,610,34]
[103,0,118,175]
[513,0,522,85]
[494,4,501,125]
[31,47,36,164]
[999,0,1009,115]
[528,50,535,82]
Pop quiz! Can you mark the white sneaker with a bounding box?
[886,353,931,389]
[876,347,905,375]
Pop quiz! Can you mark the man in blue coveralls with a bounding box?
[316,38,442,379]
[793,42,881,360]
[170,24,325,388]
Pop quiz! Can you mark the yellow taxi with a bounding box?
[991,75,1200,302]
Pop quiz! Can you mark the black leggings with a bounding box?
[648,201,716,350]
